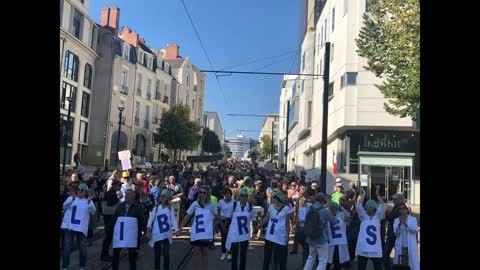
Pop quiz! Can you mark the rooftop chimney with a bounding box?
[100,6,120,35]
[121,26,139,47]
[164,43,180,60]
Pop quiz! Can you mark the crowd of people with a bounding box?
[60,158,419,270]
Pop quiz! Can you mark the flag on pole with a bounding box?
[332,150,337,175]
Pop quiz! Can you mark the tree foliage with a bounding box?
[260,134,277,158]
[356,0,420,119]
[202,128,221,154]
[247,147,260,159]
[154,105,201,155]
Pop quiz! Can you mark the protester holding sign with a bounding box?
[326,202,351,270]
[177,185,223,270]
[61,183,96,270]
[260,190,293,270]
[217,188,234,261]
[225,188,255,270]
[146,189,179,270]
[393,203,420,270]
[355,188,387,270]
[110,189,147,270]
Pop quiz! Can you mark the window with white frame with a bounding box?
[147,79,152,100]
[137,74,142,96]
[302,51,306,71]
[121,69,128,93]
[123,43,130,60]
[324,18,327,43]
[138,50,144,64]
[321,24,324,47]
[71,8,83,40]
[147,55,153,69]
[330,43,334,63]
[332,7,335,32]
[186,74,190,86]
[135,102,140,126]
[79,121,88,143]
[341,72,358,89]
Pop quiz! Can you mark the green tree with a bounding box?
[356,0,420,119]
[260,134,277,159]
[154,105,201,162]
[247,147,260,160]
[202,128,221,154]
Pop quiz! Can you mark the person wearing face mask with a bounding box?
[294,196,314,267]
[355,188,387,270]
[326,202,351,270]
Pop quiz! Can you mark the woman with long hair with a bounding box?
[177,185,223,270]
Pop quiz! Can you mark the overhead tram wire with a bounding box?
[180,0,231,106]
[200,70,323,77]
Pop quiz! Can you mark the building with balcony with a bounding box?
[60,0,99,168]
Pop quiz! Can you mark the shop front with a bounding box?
[358,152,415,203]
[337,130,419,203]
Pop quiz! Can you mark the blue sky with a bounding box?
[90,0,300,140]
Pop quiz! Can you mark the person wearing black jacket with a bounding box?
[109,189,147,270]
[101,180,122,261]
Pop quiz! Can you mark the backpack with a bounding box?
[304,206,326,240]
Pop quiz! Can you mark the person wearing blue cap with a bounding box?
[355,188,387,270]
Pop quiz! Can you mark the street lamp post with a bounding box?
[115,106,125,168]
[62,96,73,175]
[320,42,331,194]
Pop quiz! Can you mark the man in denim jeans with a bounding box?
[303,193,338,270]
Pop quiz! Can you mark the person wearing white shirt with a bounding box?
[61,183,96,270]
[146,189,179,270]
[217,188,234,261]
[355,189,387,270]
[260,190,294,270]
[177,185,223,270]
[326,202,351,270]
[393,203,420,270]
[226,188,255,270]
